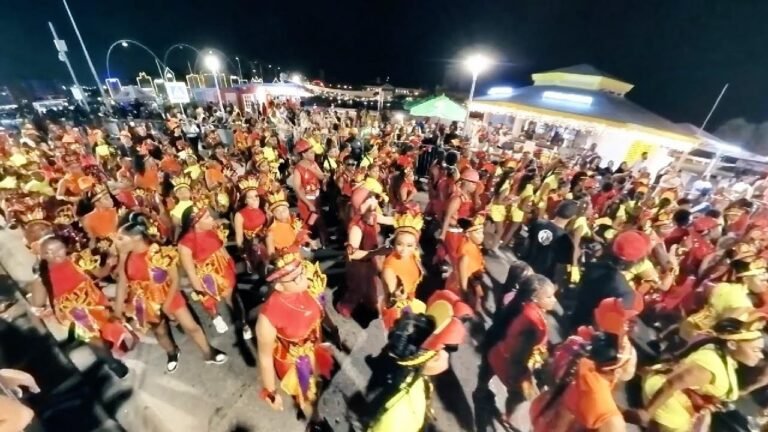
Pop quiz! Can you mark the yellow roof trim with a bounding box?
[532,71,634,95]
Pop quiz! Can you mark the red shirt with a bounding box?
[179,229,224,262]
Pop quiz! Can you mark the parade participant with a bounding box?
[233,176,267,275]
[630,313,766,432]
[439,168,479,266]
[35,236,130,378]
[114,213,227,372]
[293,138,328,246]
[381,211,427,330]
[523,200,578,283]
[80,183,119,252]
[500,168,539,248]
[530,331,636,432]
[133,147,161,192]
[366,290,471,432]
[569,230,650,332]
[487,168,516,252]
[255,252,334,423]
[338,187,392,320]
[444,213,486,310]
[168,175,194,226]
[264,189,314,258]
[389,166,418,213]
[55,152,85,203]
[680,243,767,339]
[477,275,557,429]
[177,197,236,334]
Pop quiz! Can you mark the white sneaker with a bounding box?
[212,316,229,334]
[242,326,253,340]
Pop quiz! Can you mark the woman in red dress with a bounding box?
[256,252,333,425]
[389,166,418,213]
[114,213,227,372]
[338,187,392,320]
[440,168,479,267]
[177,198,236,334]
[36,236,130,378]
[475,274,557,429]
[80,183,119,254]
[234,176,268,276]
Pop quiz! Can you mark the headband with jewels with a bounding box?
[266,252,303,282]
[394,211,424,238]
[190,195,212,224]
[393,290,472,367]
[89,183,111,202]
[16,204,51,227]
[236,175,260,194]
[172,174,192,192]
[266,189,289,212]
[54,205,75,225]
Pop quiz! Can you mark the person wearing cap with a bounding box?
[680,243,767,340]
[255,252,334,424]
[292,138,328,245]
[569,230,649,333]
[630,313,766,431]
[366,290,471,432]
[439,168,480,266]
[523,199,578,284]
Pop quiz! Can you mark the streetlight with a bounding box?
[235,56,243,80]
[106,39,166,80]
[463,53,492,135]
[205,54,225,114]
[164,43,202,75]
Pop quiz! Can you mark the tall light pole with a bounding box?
[235,57,243,81]
[463,53,492,136]
[48,22,89,111]
[106,39,166,80]
[205,54,225,113]
[61,0,109,108]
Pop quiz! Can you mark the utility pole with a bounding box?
[61,0,109,112]
[48,22,89,111]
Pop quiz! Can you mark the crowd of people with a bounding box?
[1,99,768,432]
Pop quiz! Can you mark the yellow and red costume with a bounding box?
[381,212,427,329]
[262,254,333,405]
[123,244,185,332]
[445,216,486,296]
[294,159,323,226]
[49,250,125,345]
[179,228,236,314]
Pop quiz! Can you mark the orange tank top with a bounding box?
[82,208,118,238]
[382,253,422,296]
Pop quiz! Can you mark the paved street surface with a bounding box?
[103,240,523,432]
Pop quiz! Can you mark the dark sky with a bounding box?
[2,0,768,131]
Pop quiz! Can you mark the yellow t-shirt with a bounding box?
[323,157,337,172]
[263,147,278,162]
[643,345,738,430]
[9,153,27,167]
[23,180,55,196]
[184,165,202,180]
[369,375,428,432]
[708,283,753,317]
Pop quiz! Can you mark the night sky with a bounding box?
[2,0,768,131]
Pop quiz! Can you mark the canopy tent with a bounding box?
[409,95,466,122]
[112,85,156,103]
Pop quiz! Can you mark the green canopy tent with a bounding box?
[408,95,467,122]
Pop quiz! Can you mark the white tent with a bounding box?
[112,86,156,103]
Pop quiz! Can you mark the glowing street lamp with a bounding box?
[205,54,225,114]
[463,53,492,134]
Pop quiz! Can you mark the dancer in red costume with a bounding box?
[177,197,236,334]
[114,212,227,372]
[256,252,334,427]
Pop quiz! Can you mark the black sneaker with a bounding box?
[108,359,129,379]
[166,351,180,373]
[205,348,228,365]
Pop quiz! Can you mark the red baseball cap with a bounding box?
[611,230,651,262]
[294,139,311,154]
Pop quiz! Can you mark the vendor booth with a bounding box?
[470,64,699,176]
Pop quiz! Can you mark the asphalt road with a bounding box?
[102,236,524,432]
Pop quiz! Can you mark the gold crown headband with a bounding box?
[394,212,424,237]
